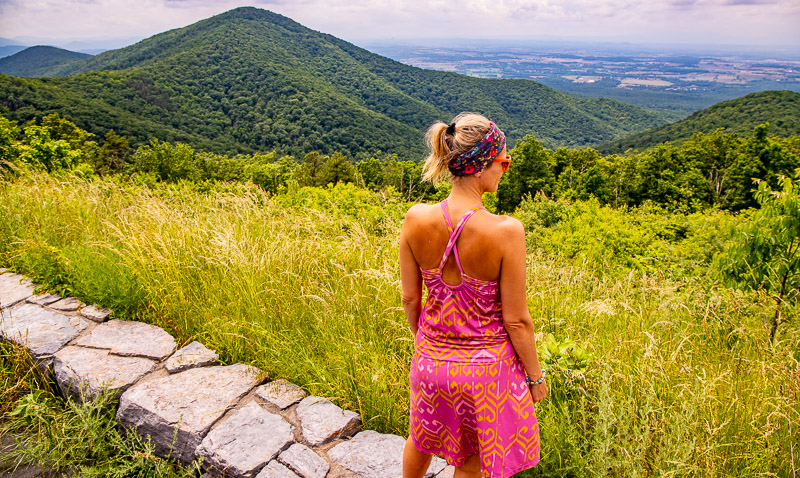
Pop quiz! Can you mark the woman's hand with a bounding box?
[528,381,548,403]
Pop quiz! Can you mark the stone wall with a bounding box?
[0,270,453,478]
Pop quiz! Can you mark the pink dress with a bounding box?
[409,200,540,478]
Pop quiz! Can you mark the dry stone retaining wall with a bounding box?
[0,271,453,477]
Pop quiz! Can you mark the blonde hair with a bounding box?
[421,112,493,184]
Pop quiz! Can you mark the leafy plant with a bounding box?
[538,334,594,403]
[715,175,800,342]
[514,192,571,244]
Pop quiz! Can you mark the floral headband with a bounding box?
[447,122,506,177]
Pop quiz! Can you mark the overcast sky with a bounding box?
[1,0,798,50]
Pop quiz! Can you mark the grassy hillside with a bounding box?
[0,173,795,476]
[599,90,800,153]
[0,46,91,77]
[0,7,670,160]
[0,102,797,476]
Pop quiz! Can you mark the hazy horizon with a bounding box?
[0,1,797,54]
[2,34,798,61]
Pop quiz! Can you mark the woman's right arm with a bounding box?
[498,218,548,403]
[399,207,423,336]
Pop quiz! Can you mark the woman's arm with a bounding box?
[399,209,423,336]
[498,218,548,403]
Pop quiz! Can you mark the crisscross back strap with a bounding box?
[441,200,455,235]
[438,200,484,273]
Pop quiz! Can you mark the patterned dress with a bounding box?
[409,200,540,478]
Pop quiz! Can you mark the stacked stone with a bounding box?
[0,271,451,478]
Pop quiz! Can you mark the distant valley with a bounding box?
[364,41,800,115]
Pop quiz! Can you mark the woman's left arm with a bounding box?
[399,209,423,336]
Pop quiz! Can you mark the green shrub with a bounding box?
[715,175,800,342]
[131,139,199,181]
[516,195,740,277]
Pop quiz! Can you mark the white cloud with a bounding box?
[0,0,797,47]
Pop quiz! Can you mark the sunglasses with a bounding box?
[493,154,511,172]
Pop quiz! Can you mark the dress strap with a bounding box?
[438,204,484,273]
[440,200,454,234]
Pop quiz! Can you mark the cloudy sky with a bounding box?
[1,0,798,50]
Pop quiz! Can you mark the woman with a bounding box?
[400,113,548,478]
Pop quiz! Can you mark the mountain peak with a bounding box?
[204,6,309,32]
[41,6,324,76]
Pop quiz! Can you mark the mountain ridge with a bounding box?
[0,7,671,160]
[0,46,91,77]
[0,45,27,59]
[599,90,800,153]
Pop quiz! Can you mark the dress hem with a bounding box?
[409,434,540,478]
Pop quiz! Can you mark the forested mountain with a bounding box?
[599,90,800,154]
[0,46,91,77]
[0,7,670,160]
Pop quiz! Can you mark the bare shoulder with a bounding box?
[403,203,438,224]
[487,213,525,238]
[479,213,525,255]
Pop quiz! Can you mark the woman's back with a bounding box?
[409,200,518,365]
[403,200,514,286]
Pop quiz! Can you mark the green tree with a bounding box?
[40,113,93,149]
[384,159,428,201]
[12,114,95,173]
[596,154,639,208]
[245,153,296,193]
[195,152,247,182]
[18,124,83,172]
[319,152,356,186]
[747,123,799,190]
[553,147,599,198]
[634,144,705,211]
[296,151,325,187]
[271,155,297,192]
[715,175,800,343]
[131,139,198,181]
[96,130,131,175]
[356,157,385,190]
[498,135,555,212]
[681,129,746,208]
[0,116,21,173]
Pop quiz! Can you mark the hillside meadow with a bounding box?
[0,168,797,477]
[1,107,799,475]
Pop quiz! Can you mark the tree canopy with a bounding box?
[599,90,800,154]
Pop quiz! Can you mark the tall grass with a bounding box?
[0,171,797,476]
[0,341,197,477]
